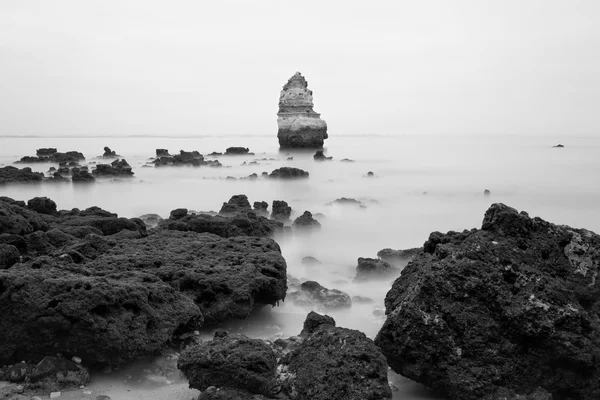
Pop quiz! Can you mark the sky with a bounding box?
[0,0,599,137]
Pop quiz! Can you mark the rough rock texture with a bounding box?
[0,166,44,184]
[375,203,600,400]
[1,356,91,392]
[220,195,252,214]
[253,201,269,214]
[71,169,96,183]
[288,281,351,310]
[92,159,134,177]
[102,147,118,157]
[178,332,277,396]
[15,150,85,164]
[27,197,57,215]
[354,257,400,282]
[156,149,170,157]
[376,247,421,267]
[224,147,252,155]
[138,213,163,229]
[269,167,309,179]
[153,150,218,167]
[277,72,328,148]
[313,150,332,161]
[37,148,57,156]
[278,313,392,400]
[0,244,20,269]
[292,211,321,229]
[271,201,292,222]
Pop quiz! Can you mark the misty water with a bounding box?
[1,134,598,400]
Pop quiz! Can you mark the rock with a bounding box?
[92,159,134,177]
[224,147,252,155]
[198,387,273,400]
[96,396,112,400]
[24,231,55,256]
[27,356,90,392]
[0,199,49,236]
[0,244,19,269]
[270,201,291,222]
[71,169,95,183]
[0,166,44,184]
[278,313,392,400]
[351,296,374,304]
[156,149,170,157]
[102,147,118,157]
[27,197,57,215]
[286,156,293,160]
[16,151,85,164]
[178,333,277,396]
[375,203,600,400]
[354,257,400,282]
[366,171,374,177]
[277,72,328,148]
[0,235,27,254]
[484,189,491,196]
[328,197,364,207]
[288,281,351,309]
[481,387,553,400]
[219,195,252,214]
[301,256,321,266]
[293,211,321,229]
[59,208,146,237]
[553,144,564,148]
[37,148,58,157]
[313,150,332,161]
[376,247,421,267]
[268,167,309,179]
[138,213,163,229]
[154,150,205,167]
[253,201,268,214]
[340,158,355,162]
[300,311,335,335]
[169,208,188,220]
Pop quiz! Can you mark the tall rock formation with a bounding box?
[277,72,328,148]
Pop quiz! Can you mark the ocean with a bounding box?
[1,134,598,399]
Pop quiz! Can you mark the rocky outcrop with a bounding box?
[219,195,252,214]
[154,150,206,167]
[224,147,252,155]
[293,211,321,229]
[288,281,351,310]
[269,167,309,179]
[375,203,600,400]
[253,201,269,215]
[376,247,421,267]
[179,313,391,400]
[15,150,85,164]
[71,169,96,183]
[102,147,119,157]
[92,159,134,177]
[354,257,399,282]
[277,72,328,148]
[0,166,44,184]
[271,201,292,222]
[313,150,332,161]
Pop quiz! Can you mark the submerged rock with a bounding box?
[102,147,118,157]
[16,150,85,164]
[313,150,332,161]
[277,72,328,148]
[288,281,351,309]
[301,256,321,266]
[553,144,564,148]
[354,257,400,282]
[224,147,253,155]
[269,167,309,179]
[375,203,600,400]
[293,211,321,229]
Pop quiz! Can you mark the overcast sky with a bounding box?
[1,0,599,136]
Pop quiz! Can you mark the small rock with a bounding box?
[484,189,491,196]
[72,356,82,364]
[50,392,61,398]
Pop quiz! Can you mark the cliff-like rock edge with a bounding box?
[277,72,328,148]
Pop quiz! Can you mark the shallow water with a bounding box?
[1,134,598,399]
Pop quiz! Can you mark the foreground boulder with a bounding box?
[277,72,328,148]
[375,203,600,400]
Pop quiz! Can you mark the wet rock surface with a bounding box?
[375,203,600,400]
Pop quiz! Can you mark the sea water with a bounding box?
[1,134,598,399]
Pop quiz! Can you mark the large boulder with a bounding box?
[178,332,277,396]
[219,195,252,214]
[271,200,291,222]
[92,159,134,176]
[0,199,50,235]
[292,211,321,229]
[224,147,251,155]
[27,197,57,215]
[277,72,328,148]
[58,207,146,236]
[375,203,600,400]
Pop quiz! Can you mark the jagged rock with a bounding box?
[71,169,96,183]
[154,150,206,167]
[0,166,44,184]
[36,148,57,157]
[102,147,118,157]
[376,247,421,266]
[156,149,170,157]
[0,244,19,269]
[253,201,268,214]
[293,211,321,229]
[92,159,133,176]
[313,150,332,161]
[27,197,57,215]
[354,257,399,282]
[58,207,146,237]
[271,201,291,222]
[268,167,309,179]
[278,313,392,400]
[25,356,90,392]
[288,281,351,309]
[219,195,252,214]
[375,203,600,400]
[553,144,564,148]
[178,332,277,396]
[0,199,49,236]
[0,235,27,254]
[277,72,328,148]
[16,151,85,164]
[224,147,252,155]
[301,256,321,266]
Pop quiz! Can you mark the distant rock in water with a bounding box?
[271,200,292,222]
[376,247,421,266]
[277,72,328,148]
[375,203,600,400]
[153,150,221,167]
[354,257,400,282]
[484,189,491,196]
[553,144,564,148]
[102,146,119,157]
[328,197,365,207]
[253,201,269,215]
[219,194,252,214]
[301,256,322,266]
[313,150,332,161]
[224,147,253,155]
[36,148,57,157]
[340,158,355,162]
[16,150,85,164]
[366,171,375,177]
[92,159,134,177]
[0,166,44,184]
[269,167,309,179]
[156,149,170,157]
[293,211,321,229]
[71,169,95,183]
[288,281,351,310]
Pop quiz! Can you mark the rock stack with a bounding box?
[277,72,328,148]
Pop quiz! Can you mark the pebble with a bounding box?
[72,356,82,364]
[83,390,93,395]
[50,392,61,398]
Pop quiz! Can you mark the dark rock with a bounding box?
[301,256,321,266]
[278,313,391,400]
[16,151,85,164]
[328,197,364,207]
[293,211,321,229]
[219,195,252,214]
[36,148,57,157]
[313,150,332,161]
[481,387,553,400]
[0,200,49,236]
[154,150,205,167]
[288,281,351,309]
[178,334,276,396]
[24,231,55,256]
[27,197,57,215]
[286,157,293,160]
[484,189,491,196]
[156,149,170,157]
[351,296,374,304]
[375,203,600,400]
[553,144,564,148]
[300,311,335,335]
[59,209,146,237]
[253,201,268,214]
[27,356,90,391]
[0,244,19,269]
[45,228,76,248]
[376,247,421,267]
[71,169,96,183]
[92,159,134,177]
[224,147,252,155]
[0,234,28,254]
[271,201,291,222]
[354,257,400,282]
[170,208,188,220]
[366,171,374,177]
[102,147,118,157]
[268,167,309,179]
[340,158,355,162]
[0,166,44,184]
[52,225,103,239]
